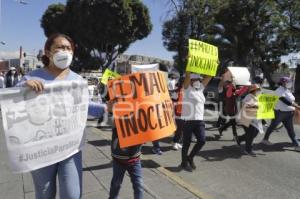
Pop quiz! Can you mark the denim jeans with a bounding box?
[181,120,206,163]
[109,159,143,199]
[264,110,299,146]
[31,151,82,199]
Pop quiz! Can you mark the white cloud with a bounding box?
[0,51,19,60]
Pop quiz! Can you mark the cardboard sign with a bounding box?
[108,71,176,148]
[186,39,219,76]
[257,94,279,119]
[228,67,251,86]
[101,69,121,85]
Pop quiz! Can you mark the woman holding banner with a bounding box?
[180,72,212,171]
[18,33,102,199]
[261,77,300,151]
[236,84,263,156]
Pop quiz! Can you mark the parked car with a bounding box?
[204,77,221,103]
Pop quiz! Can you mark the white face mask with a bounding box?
[192,81,201,89]
[52,51,73,69]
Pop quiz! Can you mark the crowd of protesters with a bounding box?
[1,33,300,199]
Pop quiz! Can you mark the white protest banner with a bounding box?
[228,67,251,86]
[131,63,159,73]
[0,80,89,173]
[131,63,168,83]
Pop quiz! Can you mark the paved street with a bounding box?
[1,112,300,199]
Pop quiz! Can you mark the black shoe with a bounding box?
[187,156,196,170]
[180,162,192,172]
[247,151,257,156]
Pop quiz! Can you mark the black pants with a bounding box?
[181,120,205,163]
[173,119,184,143]
[239,125,259,152]
[219,114,237,137]
[263,110,299,146]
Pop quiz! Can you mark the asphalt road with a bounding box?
[1,111,300,199]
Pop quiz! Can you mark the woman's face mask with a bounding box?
[52,51,73,69]
[192,80,201,89]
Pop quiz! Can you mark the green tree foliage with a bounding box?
[41,0,152,71]
[163,0,300,88]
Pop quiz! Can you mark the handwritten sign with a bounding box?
[186,39,219,76]
[0,81,89,173]
[101,69,121,85]
[257,94,279,119]
[108,71,176,148]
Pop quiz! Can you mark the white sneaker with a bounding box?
[172,143,179,150]
[295,146,300,152]
[177,143,183,149]
[261,140,273,146]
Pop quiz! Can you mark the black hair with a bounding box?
[42,33,75,66]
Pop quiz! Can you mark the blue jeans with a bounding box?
[31,151,82,199]
[109,159,143,199]
[264,110,299,146]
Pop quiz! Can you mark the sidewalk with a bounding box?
[0,119,202,199]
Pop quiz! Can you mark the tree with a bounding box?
[162,0,300,89]
[41,0,152,71]
[162,0,222,74]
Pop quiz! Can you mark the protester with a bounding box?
[215,67,233,127]
[236,84,263,156]
[5,67,19,88]
[107,82,143,198]
[252,75,268,127]
[0,71,5,88]
[218,80,249,139]
[171,75,184,150]
[261,77,300,151]
[180,72,212,171]
[17,33,102,199]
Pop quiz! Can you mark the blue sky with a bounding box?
[0,0,174,60]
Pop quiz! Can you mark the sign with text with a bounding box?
[108,71,176,148]
[186,39,219,76]
[101,69,121,85]
[0,81,89,173]
[257,94,279,119]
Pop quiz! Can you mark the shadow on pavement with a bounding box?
[141,145,174,155]
[141,159,160,169]
[197,145,244,161]
[88,139,111,147]
[254,142,293,152]
[164,166,186,173]
[83,162,112,171]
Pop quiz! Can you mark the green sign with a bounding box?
[257,94,279,119]
[186,39,219,76]
[101,69,121,85]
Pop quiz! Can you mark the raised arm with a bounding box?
[183,72,191,89]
